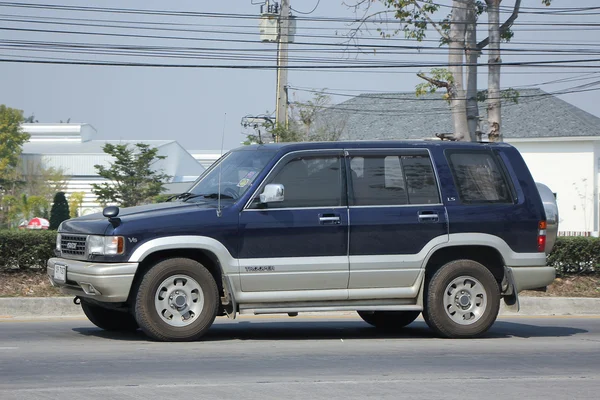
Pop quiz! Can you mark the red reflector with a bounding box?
[538,235,546,252]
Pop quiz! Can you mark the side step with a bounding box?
[239,299,422,315]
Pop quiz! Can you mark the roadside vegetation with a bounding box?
[0,232,598,298]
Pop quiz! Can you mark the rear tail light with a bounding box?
[537,221,547,252]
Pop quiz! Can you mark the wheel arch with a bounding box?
[127,248,224,304]
[423,245,506,285]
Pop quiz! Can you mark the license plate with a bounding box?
[54,264,67,283]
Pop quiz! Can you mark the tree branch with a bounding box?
[477,0,521,50]
[412,1,449,41]
[417,72,450,88]
[343,9,395,49]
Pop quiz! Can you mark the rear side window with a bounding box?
[447,151,513,204]
[349,154,440,206]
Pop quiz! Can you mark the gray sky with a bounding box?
[2,0,599,151]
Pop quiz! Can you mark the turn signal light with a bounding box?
[537,220,547,252]
[114,236,124,254]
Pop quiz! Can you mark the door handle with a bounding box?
[418,212,439,222]
[319,214,341,224]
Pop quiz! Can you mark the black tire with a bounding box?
[423,259,500,339]
[357,311,420,330]
[134,257,219,342]
[80,300,139,332]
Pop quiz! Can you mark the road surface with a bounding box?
[1,314,599,399]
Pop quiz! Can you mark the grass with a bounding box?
[0,270,599,298]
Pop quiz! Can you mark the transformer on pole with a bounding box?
[258,1,296,141]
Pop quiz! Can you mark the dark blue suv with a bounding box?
[48,141,558,340]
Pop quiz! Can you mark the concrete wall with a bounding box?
[508,140,598,234]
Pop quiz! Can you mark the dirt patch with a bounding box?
[0,270,61,297]
[0,271,599,298]
[522,275,600,298]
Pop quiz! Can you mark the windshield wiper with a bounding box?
[183,193,235,201]
[165,192,196,202]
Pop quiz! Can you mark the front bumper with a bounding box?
[47,258,138,303]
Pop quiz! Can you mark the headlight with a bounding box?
[56,233,61,251]
[88,235,125,255]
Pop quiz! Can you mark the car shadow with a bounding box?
[72,318,589,342]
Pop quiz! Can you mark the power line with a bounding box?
[289,72,600,95]
[0,54,598,69]
[290,81,600,104]
[288,86,600,118]
[291,0,320,15]
[1,1,600,27]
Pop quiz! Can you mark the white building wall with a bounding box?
[509,140,597,234]
[63,178,105,216]
[190,150,225,169]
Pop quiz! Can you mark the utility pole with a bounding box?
[275,0,290,141]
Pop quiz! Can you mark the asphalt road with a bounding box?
[1,315,599,400]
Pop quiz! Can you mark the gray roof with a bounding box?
[321,89,600,140]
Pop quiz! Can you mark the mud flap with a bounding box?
[222,275,237,320]
[502,266,520,312]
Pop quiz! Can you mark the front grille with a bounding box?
[60,234,87,257]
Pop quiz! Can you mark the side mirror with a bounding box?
[103,206,119,218]
[260,183,284,203]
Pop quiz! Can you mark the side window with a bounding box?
[402,156,440,205]
[350,154,439,206]
[262,155,343,208]
[447,151,513,204]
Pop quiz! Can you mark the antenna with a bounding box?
[217,113,227,217]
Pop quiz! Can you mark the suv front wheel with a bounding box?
[134,257,219,341]
[423,259,500,338]
[81,299,139,332]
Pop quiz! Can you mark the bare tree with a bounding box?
[347,0,551,141]
[465,0,480,141]
[447,0,470,140]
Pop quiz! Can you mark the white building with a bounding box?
[507,137,600,235]
[21,123,205,216]
[189,150,227,169]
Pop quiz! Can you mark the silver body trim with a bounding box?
[128,234,547,307]
[49,229,548,309]
[240,305,422,315]
[47,258,138,302]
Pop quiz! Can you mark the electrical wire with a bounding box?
[291,0,321,15]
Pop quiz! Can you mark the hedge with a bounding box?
[0,230,56,271]
[0,230,598,276]
[547,236,600,276]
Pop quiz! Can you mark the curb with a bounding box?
[0,296,599,319]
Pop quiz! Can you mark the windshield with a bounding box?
[184,149,277,201]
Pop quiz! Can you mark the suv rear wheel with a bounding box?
[134,258,219,341]
[357,311,420,330]
[423,259,500,338]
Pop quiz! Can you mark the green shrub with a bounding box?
[0,230,56,271]
[547,237,600,276]
[49,192,70,230]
